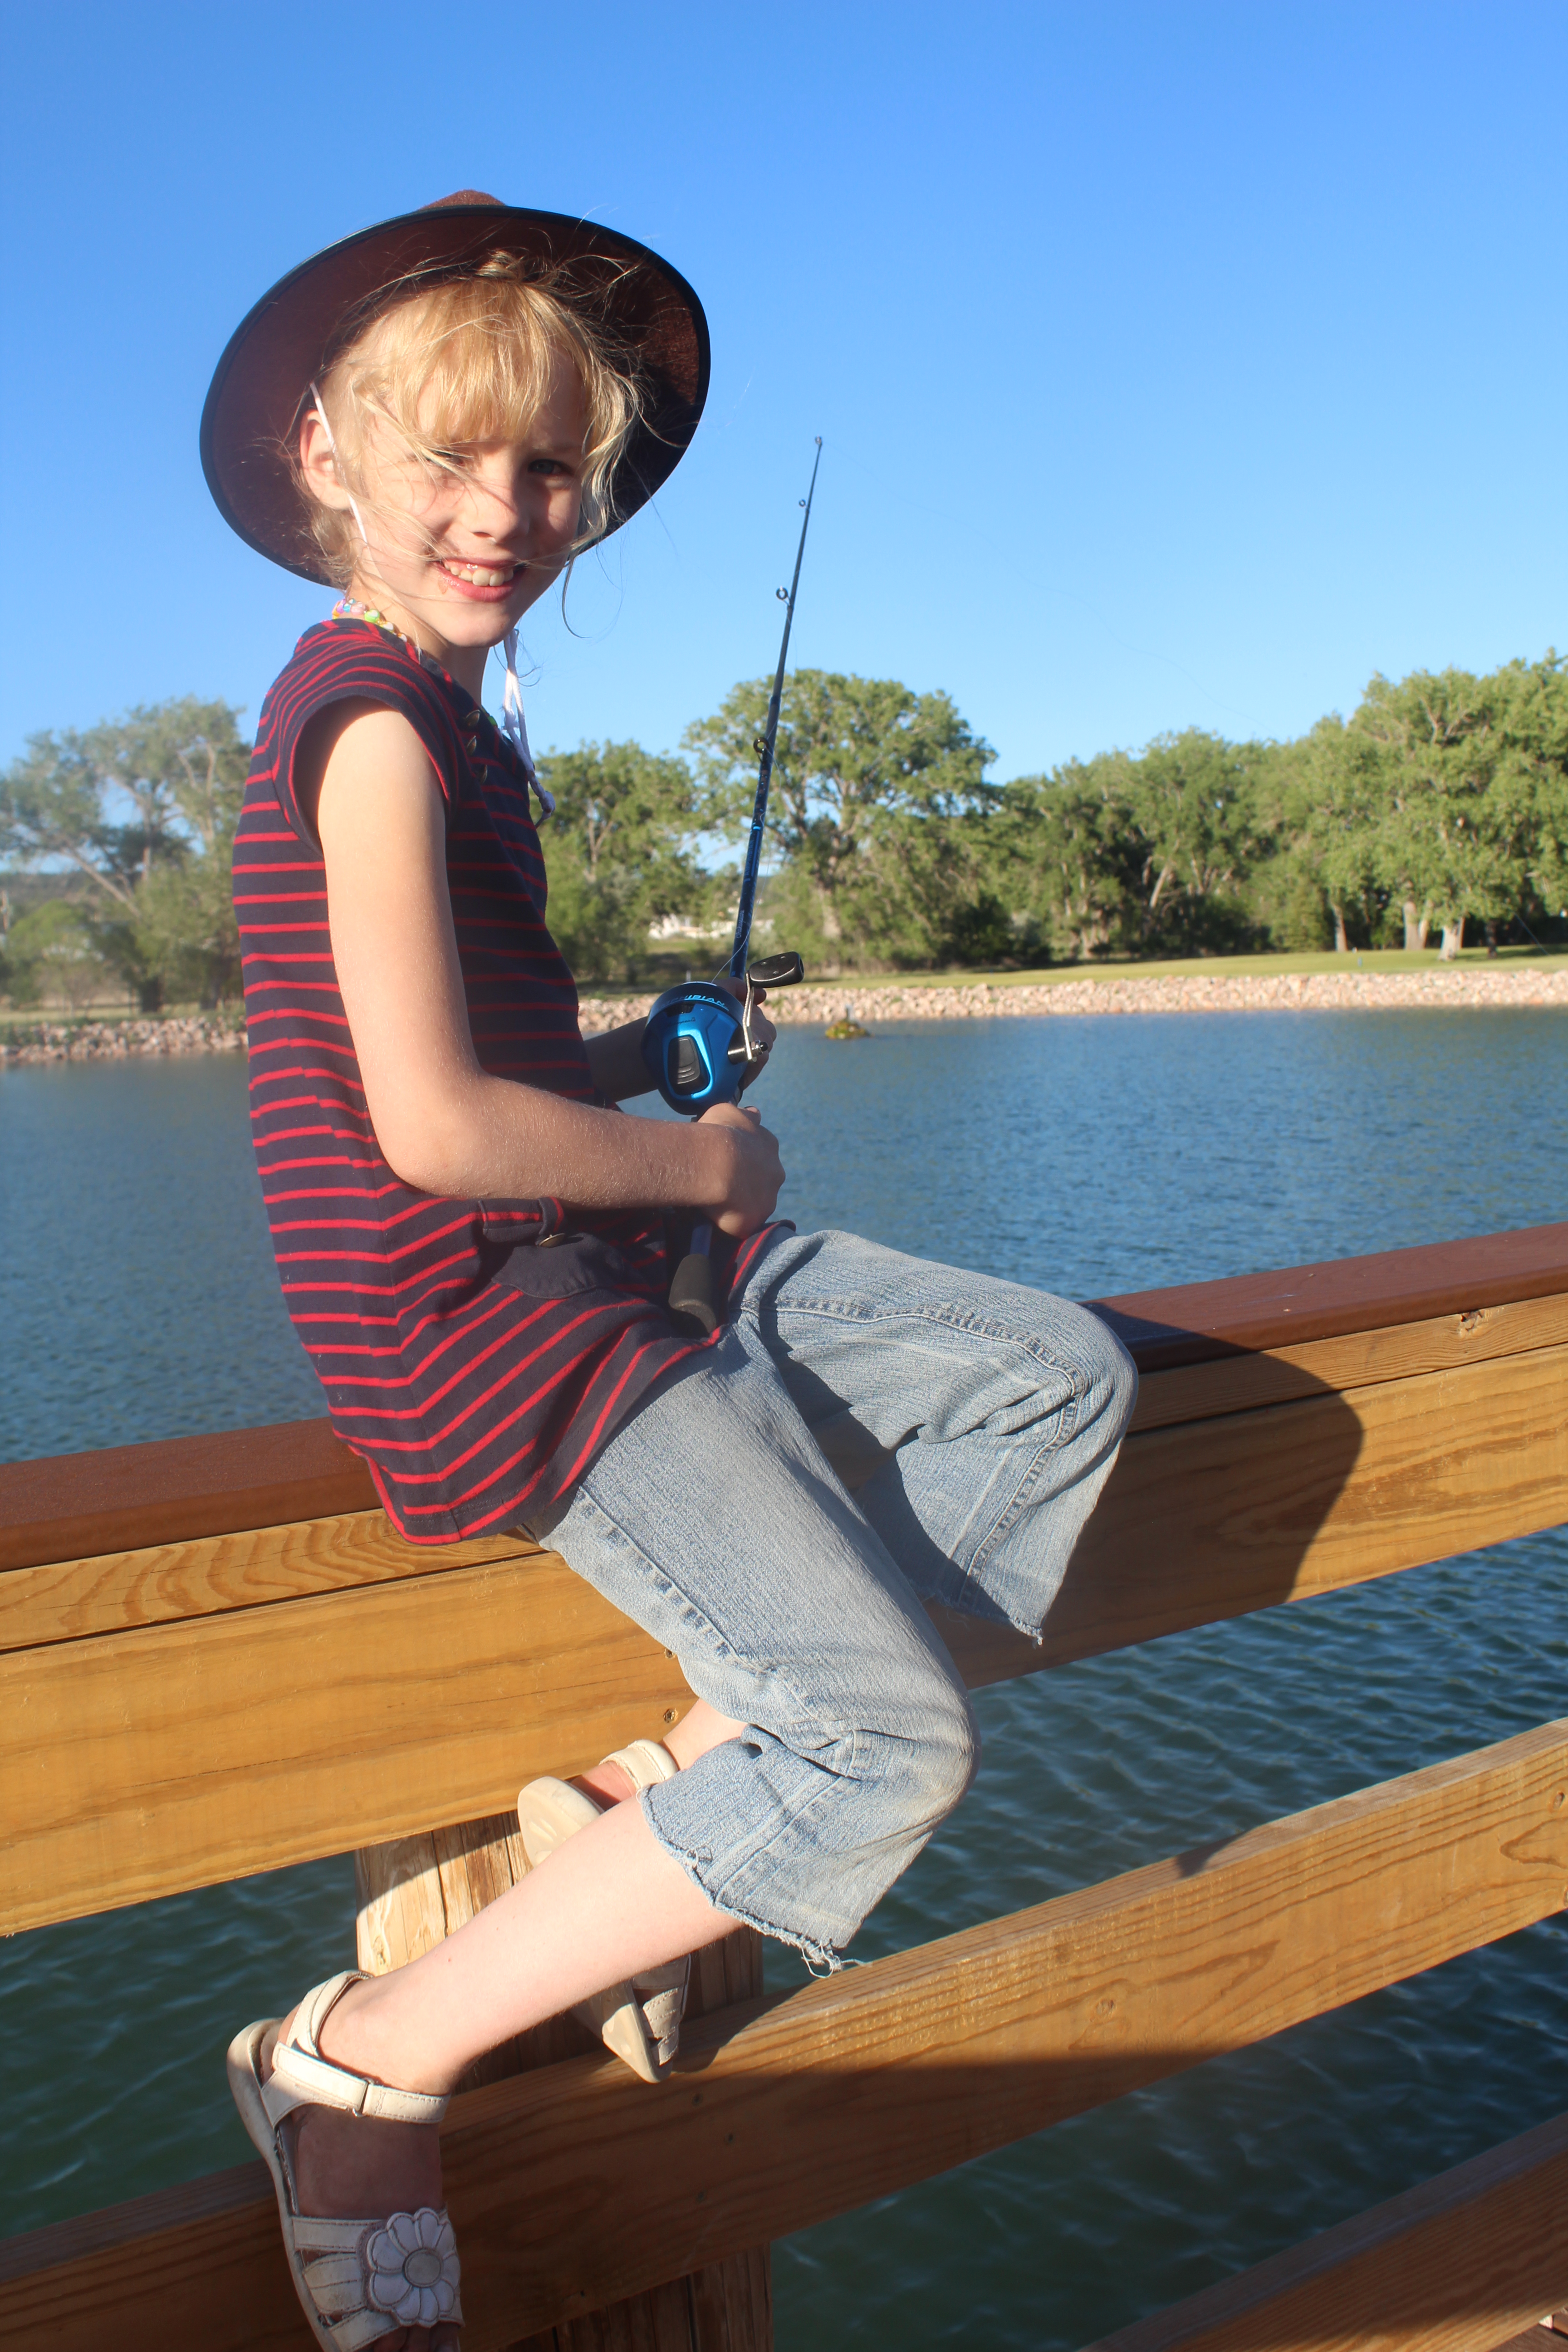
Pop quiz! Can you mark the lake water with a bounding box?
[3,1008,1566,2349]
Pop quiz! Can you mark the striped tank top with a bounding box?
[233,617,757,1542]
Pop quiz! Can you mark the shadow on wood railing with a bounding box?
[4,1224,1568,2352]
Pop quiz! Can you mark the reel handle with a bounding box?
[743,951,804,987]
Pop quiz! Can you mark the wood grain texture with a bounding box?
[1126,1294,1568,1432]
[0,1419,374,1573]
[0,1511,529,1652]
[9,1343,1567,1935]
[1091,1221,1568,1371]
[6,1291,1563,1661]
[7,1721,1566,2351]
[1078,2109,1568,2352]
[1069,1339,1568,1633]
[2,1553,692,1934]
[356,1813,589,2084]
[7,1227,1565,1577]
[510,2259,774,2352]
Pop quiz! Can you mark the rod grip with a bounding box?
[668,1224,718,1338]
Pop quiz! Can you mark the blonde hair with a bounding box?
[295,253,646,586]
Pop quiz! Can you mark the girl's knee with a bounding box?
[1069,1308,1138,1446]
[929,1681,981,1818]
[869,1671,980,1837]
[1103,1325,1139,1436]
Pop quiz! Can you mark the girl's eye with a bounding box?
[529,456,575,476]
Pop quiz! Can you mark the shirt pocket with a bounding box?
[490,1230,640,1300]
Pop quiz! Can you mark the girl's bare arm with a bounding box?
[310,707,784,1233]
[582,1019,659,1102]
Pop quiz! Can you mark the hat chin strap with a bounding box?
[501,629,554,818]
[310,383,370,546]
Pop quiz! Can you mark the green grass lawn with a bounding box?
[858,944,1568,991]
[0,998,241,1032]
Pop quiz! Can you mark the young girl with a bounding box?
[205,192,1136,2352]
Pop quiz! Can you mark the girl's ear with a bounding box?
[299,409,356,515]
[301,397,370,547]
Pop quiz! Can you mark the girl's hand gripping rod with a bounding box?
[640,438,823,1330]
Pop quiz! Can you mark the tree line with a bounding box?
[4,653,1566,1009]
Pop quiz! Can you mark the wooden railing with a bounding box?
[4,1224,1568,2352]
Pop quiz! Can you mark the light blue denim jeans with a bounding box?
[530,1229,1136,1967]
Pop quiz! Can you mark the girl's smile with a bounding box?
[436,559,523,596]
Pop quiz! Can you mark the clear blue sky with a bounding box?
[1,0,1562,783]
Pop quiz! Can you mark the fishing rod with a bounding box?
[728,434,823,983]
[640,439,823,1333]
[641,436,823,1115]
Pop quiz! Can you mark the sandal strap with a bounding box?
[267,1972,450,2128]
[309,2311,397,2352]
[603,1737,679,1793]
[288,2203,463,2350]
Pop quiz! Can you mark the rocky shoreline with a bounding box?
[577,963,1568,1033]
[0,1015,246,1065]
[4,965,1564,1064]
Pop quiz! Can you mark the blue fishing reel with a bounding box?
[642,953,804,1114]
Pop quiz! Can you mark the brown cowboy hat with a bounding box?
[201,191,710,584]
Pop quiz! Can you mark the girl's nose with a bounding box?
[469,460,529,535]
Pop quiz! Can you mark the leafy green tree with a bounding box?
[0,699,250,1007]
[686,671,995,970]
[1493,652,1568,925]
[1337,659,1568,952]
[977,768,1129,961]
[1259,718,1390,951]
[1353,669,1506,950]
[1116,730,1269,950]
[535,741,718,983]
[3,897,113,1011]
[992,732,1268,960]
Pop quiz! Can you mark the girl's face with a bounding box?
[299,348,588,674]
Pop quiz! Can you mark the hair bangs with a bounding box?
[297,255,647,585]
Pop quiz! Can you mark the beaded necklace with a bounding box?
[329,598,554,819]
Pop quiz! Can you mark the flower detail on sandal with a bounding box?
[226,1971,464,2352]
[366,2207,462,2329]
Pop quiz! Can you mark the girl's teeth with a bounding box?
[444,562,513,586]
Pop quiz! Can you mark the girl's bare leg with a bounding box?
[576,1697,745,1805]
[272,1702,746,2350]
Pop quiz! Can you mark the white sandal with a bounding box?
[227,1970,463,2351]
[518,1738,690,2083]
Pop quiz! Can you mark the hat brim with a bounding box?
[201,200,710,585]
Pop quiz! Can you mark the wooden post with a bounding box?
[356,1816,773,2351]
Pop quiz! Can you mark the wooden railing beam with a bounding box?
[9,1291,1568,1663]
[6,1335,1565,1935]
[0,1417,373,1576]
[6,1719,1566,2351]
[1090,1220,1568,1369]
[1077,2109,1568,2352]
[1126,1291,1568,1431]
[7,1225,1564,1577]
